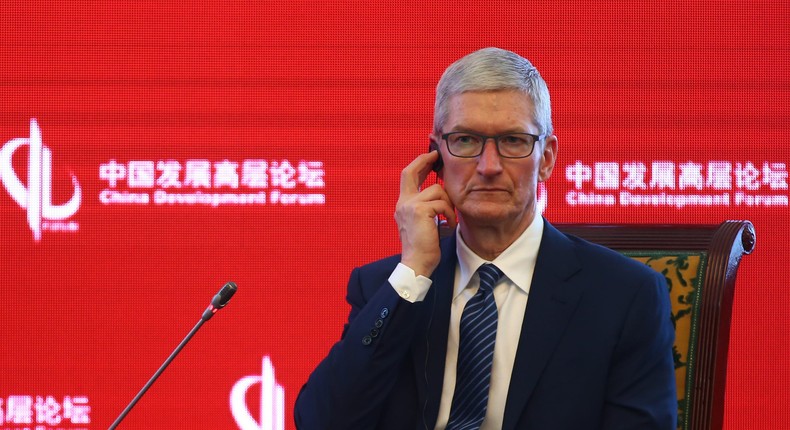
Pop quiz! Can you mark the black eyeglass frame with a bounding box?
[440,131,545,159]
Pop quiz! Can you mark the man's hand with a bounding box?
[394,151,457,277]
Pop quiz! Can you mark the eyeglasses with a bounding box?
[441,131,544,159]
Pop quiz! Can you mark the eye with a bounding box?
[501,134,529,145]
[450,133,480,146]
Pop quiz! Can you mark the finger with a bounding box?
[423,185,458,230]
[430,197,458,230]
[441,205,458,230]
[403,182,445,202]
[400,151,440,196]
[402,184,456,223]
[403,198,450,220]
[424,200,457,227]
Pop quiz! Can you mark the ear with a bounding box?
[538,135,557,182]
[428,134,440,153]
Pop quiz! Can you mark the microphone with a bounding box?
[203,281,237,321]
[109,282,237,429]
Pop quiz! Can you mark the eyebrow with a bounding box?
[446,128,530,135]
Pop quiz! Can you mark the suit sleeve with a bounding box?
[294,265,425,429]
[601,270,678,430]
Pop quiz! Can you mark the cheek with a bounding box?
[511,167,540,197]
[442,164,466,188]
[443,177,464,202]
[441,171,471,206]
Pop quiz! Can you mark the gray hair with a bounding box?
[433,47,553,137]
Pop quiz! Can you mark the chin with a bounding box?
[459,203,516,225]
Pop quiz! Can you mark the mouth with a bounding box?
[468,188,510,198]
[470,188,508,193]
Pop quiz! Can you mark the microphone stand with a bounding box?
[108,282,237,429]
[108,319,206,430]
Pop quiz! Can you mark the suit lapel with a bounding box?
[411,233,457,429]
[502,221,585,430]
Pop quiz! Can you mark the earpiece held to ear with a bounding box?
[428,141,443,173]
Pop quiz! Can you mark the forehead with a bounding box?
[443,90,537,133]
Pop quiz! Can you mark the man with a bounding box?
[295,47,676,429]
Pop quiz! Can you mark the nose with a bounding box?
[476,138,503,175]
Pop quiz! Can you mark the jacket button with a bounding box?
[370,329,380,338]
[380,308,389,319]
[362,335,372,346]
[374,319,384,328]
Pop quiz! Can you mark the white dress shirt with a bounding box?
[389,216,543,429]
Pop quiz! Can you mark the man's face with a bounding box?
[434,90,557,230]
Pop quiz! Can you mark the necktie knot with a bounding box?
[477,263,504,294]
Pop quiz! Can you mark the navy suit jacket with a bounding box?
[295,220,677,429]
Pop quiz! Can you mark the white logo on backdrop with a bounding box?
[0,119,81,241]
[98,158,325,207]
[230,356,285,430]
[0,394,90,427]
[565,160,789,208]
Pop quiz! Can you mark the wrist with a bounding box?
[399,258,436,278]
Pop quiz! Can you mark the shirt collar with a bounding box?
[454,215,544,298]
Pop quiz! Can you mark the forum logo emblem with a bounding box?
[230,356,285,430]
[0,119,81,241]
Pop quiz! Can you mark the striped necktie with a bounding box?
[446,263,504,430]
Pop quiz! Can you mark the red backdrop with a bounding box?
[2,1,788,429]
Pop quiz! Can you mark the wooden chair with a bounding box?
[555,220,755,430]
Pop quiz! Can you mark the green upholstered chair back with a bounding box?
[556,221,755,430]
